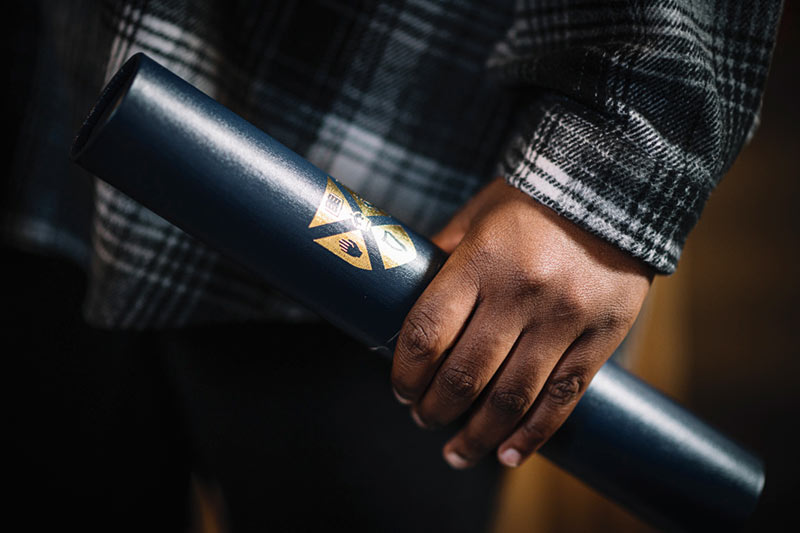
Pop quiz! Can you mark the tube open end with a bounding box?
[70,53,143,162]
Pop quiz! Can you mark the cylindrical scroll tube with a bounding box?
[71,53,764,530]
[71,54,447,348]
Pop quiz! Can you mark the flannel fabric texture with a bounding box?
[4,0,782,329]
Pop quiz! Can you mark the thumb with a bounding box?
[431,177,507,253]
[431,214,470,253]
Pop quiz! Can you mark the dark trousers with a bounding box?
[5,248,500,532]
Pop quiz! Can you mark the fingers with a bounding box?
[391,257,480,405]
[411,301,523,430]
[398,174,648,471]
[494,331,618,467]
[439,327,569,468]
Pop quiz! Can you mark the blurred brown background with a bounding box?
[493,5,799,531]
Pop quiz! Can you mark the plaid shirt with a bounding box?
[3,0,782,329]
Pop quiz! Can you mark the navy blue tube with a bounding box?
[71,53,764,530]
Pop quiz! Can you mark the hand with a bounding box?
[390,178,652,469]
[339,238,363,257]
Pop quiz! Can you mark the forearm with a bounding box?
[489,0,783,273]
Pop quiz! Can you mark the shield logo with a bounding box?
[309,178,417,271]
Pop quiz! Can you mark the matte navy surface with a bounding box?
[72,53,764,530]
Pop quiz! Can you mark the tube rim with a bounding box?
[70,53,143,162]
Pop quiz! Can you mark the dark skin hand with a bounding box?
[391,177,653,469]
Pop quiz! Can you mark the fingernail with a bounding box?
[410,409,427,429]
[392,386,412,405]
[445,450,470,470]
[498,448,521,468]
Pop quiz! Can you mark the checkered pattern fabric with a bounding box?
[3,0,782,329]
[492,0,783,272]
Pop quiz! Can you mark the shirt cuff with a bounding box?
[500,94,713,275]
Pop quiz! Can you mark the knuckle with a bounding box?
[602,311,628,332]
[459,261,483,296]
[462,225,514,277]
[459,244,491,289]
[557,286,590,319]
[600,300,637,331]
[546,373,585,406]
[399,308,440,363]
[568,288,590,314]
[519,252,559,285]
[439,365,481,400]
[506,267,545,300]
[490,388,530,416]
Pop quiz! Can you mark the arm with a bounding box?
[391,0,782,469]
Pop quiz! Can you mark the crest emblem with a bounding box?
[309,178,417,270]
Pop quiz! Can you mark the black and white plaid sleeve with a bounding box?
[490,0,782,273]
[9,0,781,329]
